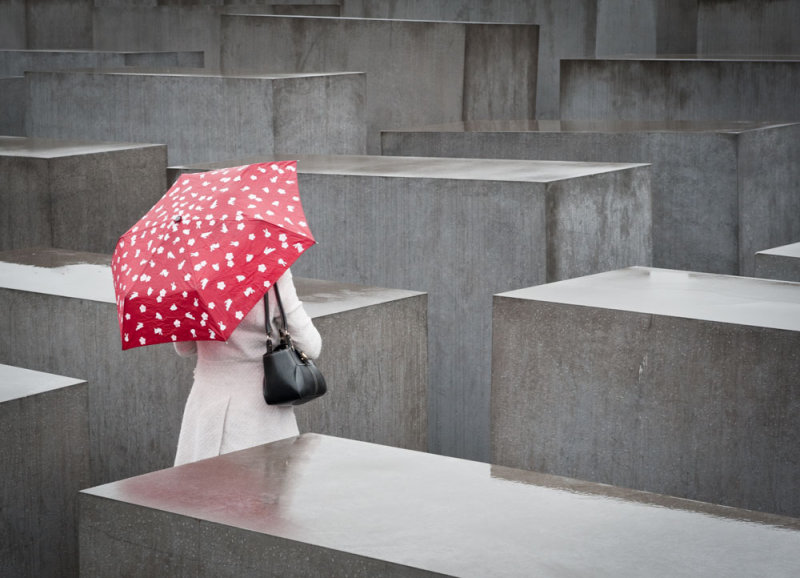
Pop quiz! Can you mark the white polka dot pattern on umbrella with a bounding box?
[111,160,315,350]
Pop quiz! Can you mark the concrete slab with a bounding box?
[80,434,800,577]
[381,119,800,276]
[0,0,25,49]
[0,76,24,135]
[697,0,800,56]
[596,0,700,55]
[755,242,800,283]
[0,48,203,76]
[93,3,339,69]
[173,154,651,461]
[1,364,89,577]
[492,267,800,517]
[220,14,538,152]
[24,0,93,49]
[0,248,427,485]
[560,56,800,122]
[25,68,366,165]
[338,0,595,121]
[0,136,168,254]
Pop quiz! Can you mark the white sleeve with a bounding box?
[173,340,197,357]
[276,269,322,359]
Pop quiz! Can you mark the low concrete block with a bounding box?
[0,248,426,485]
[755,242,800,283]
[0,49,203,76]
[174,154,651,462]
[1,364,89,578]
[80,434,800,577]
[0,137,168,254]
[26,69,366,165]
[560,57,800,122]
[220,14,538,152]
[492,267,800,517]
[381,120,800,276]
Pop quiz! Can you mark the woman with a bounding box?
[173,268,321,465]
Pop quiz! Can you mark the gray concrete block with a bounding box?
[0,137,168,254]
[26,69,366,165]
[0,48,204,76]
[594,0,699,55]
[1,364,89,578]
[0,248,426,485]
[339,0,595,121]
[0,76,24,135]
[220,15,538,152]
[560,57,800,122]
[80,433,800,577]
[697,0,800,56]
[491,267,800,517]
[755,242,800,283]
[173,154,651,461]
[25,0,92,49]
[93,3,339,70]
[381,120,800,276]
[0,0,25,49]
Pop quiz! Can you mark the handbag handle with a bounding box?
[264,282,290,353]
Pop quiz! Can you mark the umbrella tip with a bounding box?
[173,215,182,223]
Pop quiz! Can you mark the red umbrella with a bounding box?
[111,160,315,350]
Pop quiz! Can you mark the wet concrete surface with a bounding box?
[82,434,800,577]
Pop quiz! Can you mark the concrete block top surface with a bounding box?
[29,67,360,81]
[0,363,84,403]
[499,267,800,332]
[0,136,164,158]
[82,434,800,577]
[173,154,647,183]
[757,242,800,259]
[384,119,797,135]
[225,12,529,27]
[567,54,800,62]
[0,248,422,316]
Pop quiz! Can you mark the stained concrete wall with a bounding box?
[0,137,168,254]
[381,120,800,276]
[24,0,93,49]
[0,0,25,49]
[755,243,800,283]
[80,434,800,577]
[697,0,800,56]
[338,0,595,121]
[173,154,651,461]
[0,248,427,485]
[595,0,699,56]
[219,15,538,152]
[560,58,800,122]
[0,49,203,76]
[93,3,338,70]
[1,364,89,578]
[26,69,366,164]
[0,77,23,135]
[492,267,800,517]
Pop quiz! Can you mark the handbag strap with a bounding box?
[264,282,289,351]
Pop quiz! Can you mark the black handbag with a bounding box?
[262,282,327,406]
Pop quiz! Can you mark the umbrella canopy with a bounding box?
[112,160,315,350]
